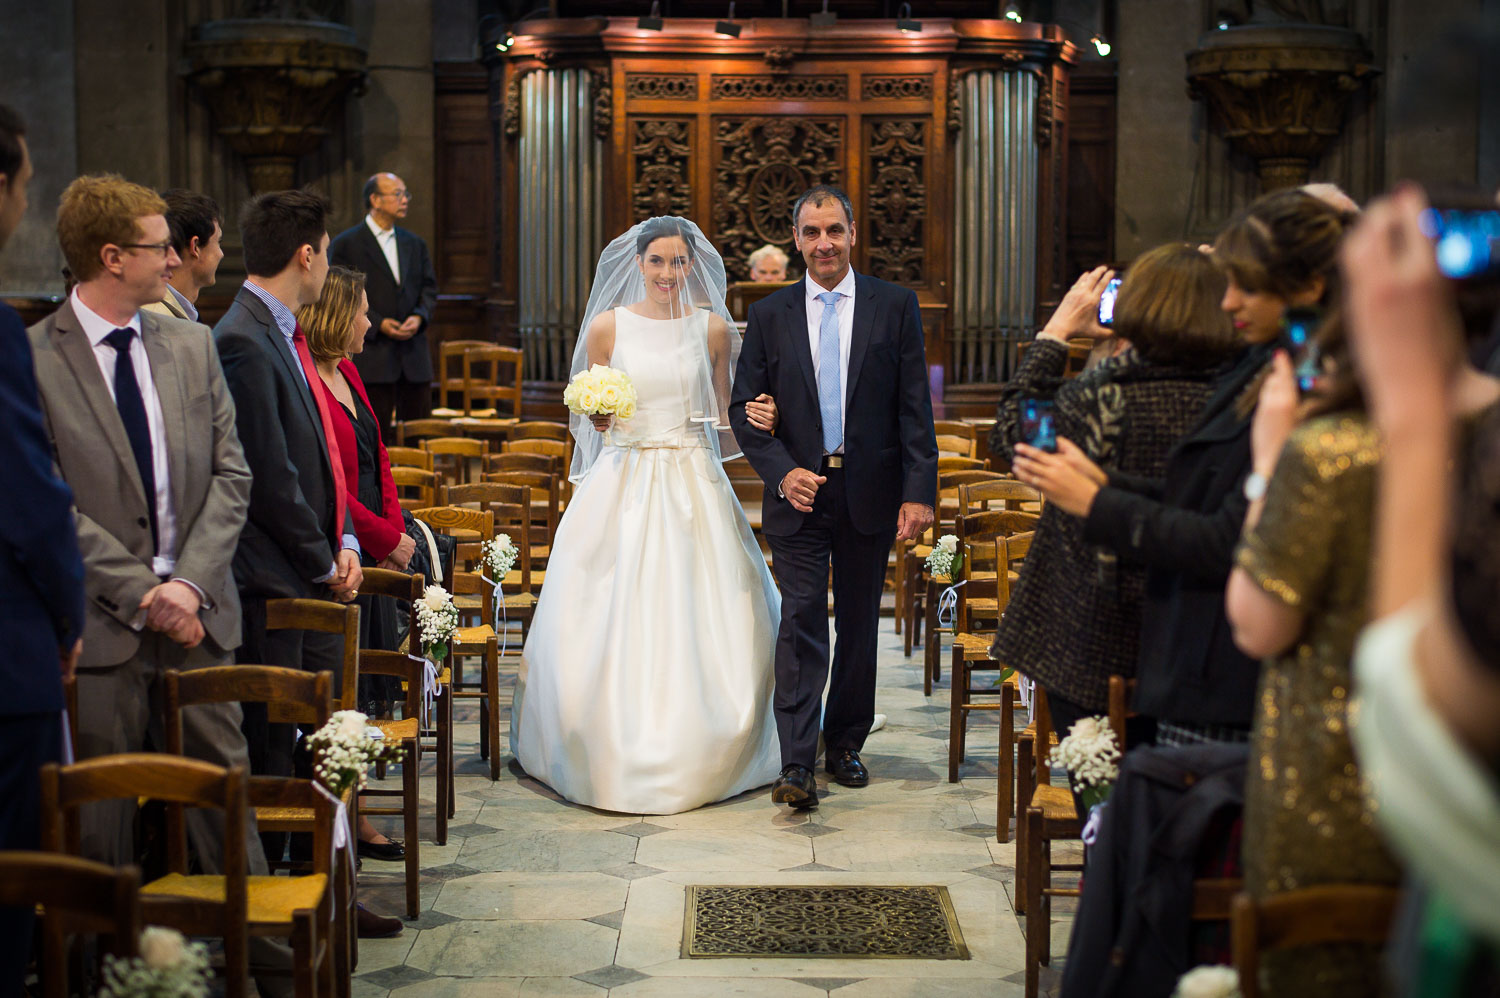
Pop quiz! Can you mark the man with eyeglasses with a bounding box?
[329,171,438,439]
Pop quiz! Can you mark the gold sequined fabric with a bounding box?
[1235,413,1401,997]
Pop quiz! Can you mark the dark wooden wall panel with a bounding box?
[1066,61,1117,276]
[432,62,495,372]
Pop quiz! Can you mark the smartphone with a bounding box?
[1021,398,1058,453]
[1280,306,1322,394]
[1419,207,1500,281]
[1097,277,1122,327]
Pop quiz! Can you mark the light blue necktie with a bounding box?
[816,291,843,454]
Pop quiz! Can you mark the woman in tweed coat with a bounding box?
[989,244,1240,743]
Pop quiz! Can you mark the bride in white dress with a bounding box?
[509,217,783,814]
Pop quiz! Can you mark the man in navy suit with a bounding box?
[328,172,438,440]
[0,102,86,992]
[730,185,937,809]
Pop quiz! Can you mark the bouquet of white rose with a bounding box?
[414,583,459,661]
[1171,965,1241,998]
[563,364,638,420]
[99,927,211,998]
[305,709,404,797]
[1054,716,1122,810]
[482,534,518,583]
[924,534,963,580]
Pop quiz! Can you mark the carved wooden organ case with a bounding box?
[488,18,1076,395]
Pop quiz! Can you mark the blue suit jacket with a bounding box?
[0,302,84,715]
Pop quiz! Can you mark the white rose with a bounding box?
[616,399,637,420]
[598,384,622,410]
[1069,716,1102,742]
[420,585,450,615]
[140,926,188,970]
[577,388,600,413]
[1173,965,1240,998]
[335,711,368,740]
[937,534,958,554]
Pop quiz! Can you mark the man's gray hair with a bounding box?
[791,184,854,230]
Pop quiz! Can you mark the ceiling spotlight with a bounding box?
[810,0,837,28]
[638,0,664,31]
[1090,34,1110,56]
[896,2,921,32]
[715,1,741,37]
[1004,4,1023,22]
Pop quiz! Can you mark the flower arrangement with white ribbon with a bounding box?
[306,710,403,797]
[1055,715,1122,811]
[924,533,962,579]
[1171,965,1241,998]
[415,584,459,662]
[563,364,638,419]
[99,927,211,998]
[482,534,518,583]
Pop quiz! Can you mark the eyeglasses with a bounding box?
[378,190,412,202]
[118,241,174,254]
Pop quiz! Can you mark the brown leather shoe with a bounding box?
[356,903,403,938]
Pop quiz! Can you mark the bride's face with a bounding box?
[637,236,694,307]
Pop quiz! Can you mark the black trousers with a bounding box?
[0,712,62,994]
[365,380,431,445]
[765,464,896,770]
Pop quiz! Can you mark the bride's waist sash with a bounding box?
[607,419,719,452]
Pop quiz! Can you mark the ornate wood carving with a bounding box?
[762,47,796,74]
[713,117,844,281]
[710,75,847,101]
[947,69,967,133]
[632,118,694,219]
[591,67,613,140]
[862,75,934,101]
[625,73,698,100]
[865,119,926,285]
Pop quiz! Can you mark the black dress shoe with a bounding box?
[825,749,869,787]
[355,903,404,938]
[357,837,406,861]
[771,764,818,809]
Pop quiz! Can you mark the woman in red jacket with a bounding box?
[300,265,415,862]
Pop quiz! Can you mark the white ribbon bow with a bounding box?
[478,573,512,660]
[408,653,442,727]
[936,580,966,631]
[312,779,355,881]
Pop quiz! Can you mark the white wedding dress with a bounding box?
[509,307,783,814]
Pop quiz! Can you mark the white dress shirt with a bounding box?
[366,213,401,285]
[71,290,180,579]
[804,267,857,455]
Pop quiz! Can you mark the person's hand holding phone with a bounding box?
[1038,266,1115,343]
[1020,398,1058,453]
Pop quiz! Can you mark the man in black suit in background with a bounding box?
[730,185,937,809]
[328,172,437,440]
[0,101,86,994]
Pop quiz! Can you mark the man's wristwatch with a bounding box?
[1242,472,1269,502]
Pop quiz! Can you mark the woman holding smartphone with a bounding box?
[989,245,1239,755]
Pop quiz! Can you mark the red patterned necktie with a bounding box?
[292,322,348,534]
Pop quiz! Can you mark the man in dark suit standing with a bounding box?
[328,172,437,440]
[730,185,937,809]
[213,189,362,786]
[0,101,86,994]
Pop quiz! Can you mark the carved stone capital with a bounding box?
[1186,24,1375,192]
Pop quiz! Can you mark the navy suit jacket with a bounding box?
[0,302,85,715]
[729,273,937,537]
[328,221,438,384]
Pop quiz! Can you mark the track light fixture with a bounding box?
[1090,34,1111,56]
[810,0,837,28]
[1004,3,1023,22]
[715,1,741,37]
[896,2,921,33]
[637,1,664,31]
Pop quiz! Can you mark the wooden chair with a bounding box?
[463,344,524,419]
[432,339,491,417]
[897,467,1004,648]
[505,437,568,460]
[936,455,987,472]
[946,516,1037,782]
[410,507,508,781]
[163,665,346,997]
[484,451,564,477]
[391,466,438,511]
[1015,688,1085,998]
[483,468,561,562]
[40,755,255,998]
[0,852,140,998]
[958,477,1043,517]
[934,419,979,459]
[385,445,434,471]
[1232,885,1400,998]
[395,418,457,447]
[422,436,488,486]
[506,419,569,442]
[263,599,360,716]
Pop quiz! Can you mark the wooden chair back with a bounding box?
[356,568,429,720]
[423,436,489,485]
[508,420,570,442]
[411,507,496,625]
[1232,886,1400,998]
[1107,675,1138,747]
[485,451,564,477]
[440,483,535,592]
[937,455,987,472]
[39,754,249,989]
[165,666,333,752]
[958,478,1043,516]
[0,852,140,998]
[506,437,568,459]
[386,445,434,471]
[954,511,1039,632]
[463,345,524,418]
[391,465,438,510]
[437,339,491,413]
[483,468,561,547]
[264,598,360,714]
[395,418,457,446]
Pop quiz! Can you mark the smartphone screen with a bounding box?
[1098,277,1122,327]
[1021,398,1058,453]
[1281,307,1322,394]
[1419,207,1500,281]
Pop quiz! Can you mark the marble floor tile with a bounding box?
[811,829,996,873]
[634,828,814,873]
[434,871,629,920]
[404,919,619,978]
[457,828,638,872]
[609,977,829,997]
